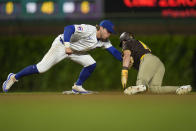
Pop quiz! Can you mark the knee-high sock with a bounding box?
[15,65,39,80]
[76,63,96,86]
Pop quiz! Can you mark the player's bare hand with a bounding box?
[65,47,73,55]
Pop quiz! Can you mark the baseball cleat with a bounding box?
[72,84,97,94]
[62,90,79,95]
[124,85,146,95]
[2,73,18,92]
[176,85,192,95]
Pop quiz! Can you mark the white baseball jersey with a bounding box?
[37,24,113,73]
[61,24,112,52]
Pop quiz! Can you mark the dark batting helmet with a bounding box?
[119,32,135,47]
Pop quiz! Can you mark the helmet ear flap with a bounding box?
[119,42,123,47]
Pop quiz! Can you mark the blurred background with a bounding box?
[0,0,196,92]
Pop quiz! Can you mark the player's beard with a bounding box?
[99,30,108,42]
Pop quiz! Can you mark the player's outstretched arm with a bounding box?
[121,50,131,89]
[106,46,122,61]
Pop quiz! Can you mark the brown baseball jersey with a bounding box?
[122,39,151,70]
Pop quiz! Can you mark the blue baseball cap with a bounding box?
[99,20,115,34]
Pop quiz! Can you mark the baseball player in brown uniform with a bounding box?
[120,32,192,95]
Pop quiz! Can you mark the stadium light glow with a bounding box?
[63,2,75,13]
[6,1,14,15]
[81,1,90,14]
[26,2,37,14]
[41,1,54,14]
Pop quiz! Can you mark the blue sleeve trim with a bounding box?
[64,25,75,42]
[106,46,122,61]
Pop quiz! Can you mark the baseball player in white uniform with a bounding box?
[2,20,122,94]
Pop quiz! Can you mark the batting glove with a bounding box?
[121,68,128,89]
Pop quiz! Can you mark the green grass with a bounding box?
[0,92,196,131]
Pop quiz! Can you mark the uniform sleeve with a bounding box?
[101,41,112,49]
[106,46,122,61]
[101,40,122,61]
[74,25,86,33]
[63,25,75,42]
[74,24,94,37]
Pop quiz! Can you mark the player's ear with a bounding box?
[130,33,135,39]
[96,25,100,31]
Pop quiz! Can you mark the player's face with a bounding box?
[100,27,111,40]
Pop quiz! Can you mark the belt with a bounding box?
[60,37,64,45]
[140,54,146,61]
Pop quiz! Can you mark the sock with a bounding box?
[15,65,39,80]
[76,63,96,86]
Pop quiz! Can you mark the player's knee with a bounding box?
[36,63,49,73]
[148,86,161,93]
[90,63,96,69]
[136,79,147,86]
[89,63,96,70]
[86,63,96,73]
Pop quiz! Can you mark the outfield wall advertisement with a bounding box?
[105,0,196,18]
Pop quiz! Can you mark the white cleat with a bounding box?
[124,85,146,95]
[62,84,98,95]
[72,84,93,94]
[62,90,79,95]
[2,73,18,92]
[176,85,192,95]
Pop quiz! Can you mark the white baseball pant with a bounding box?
[36,35,96,73]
